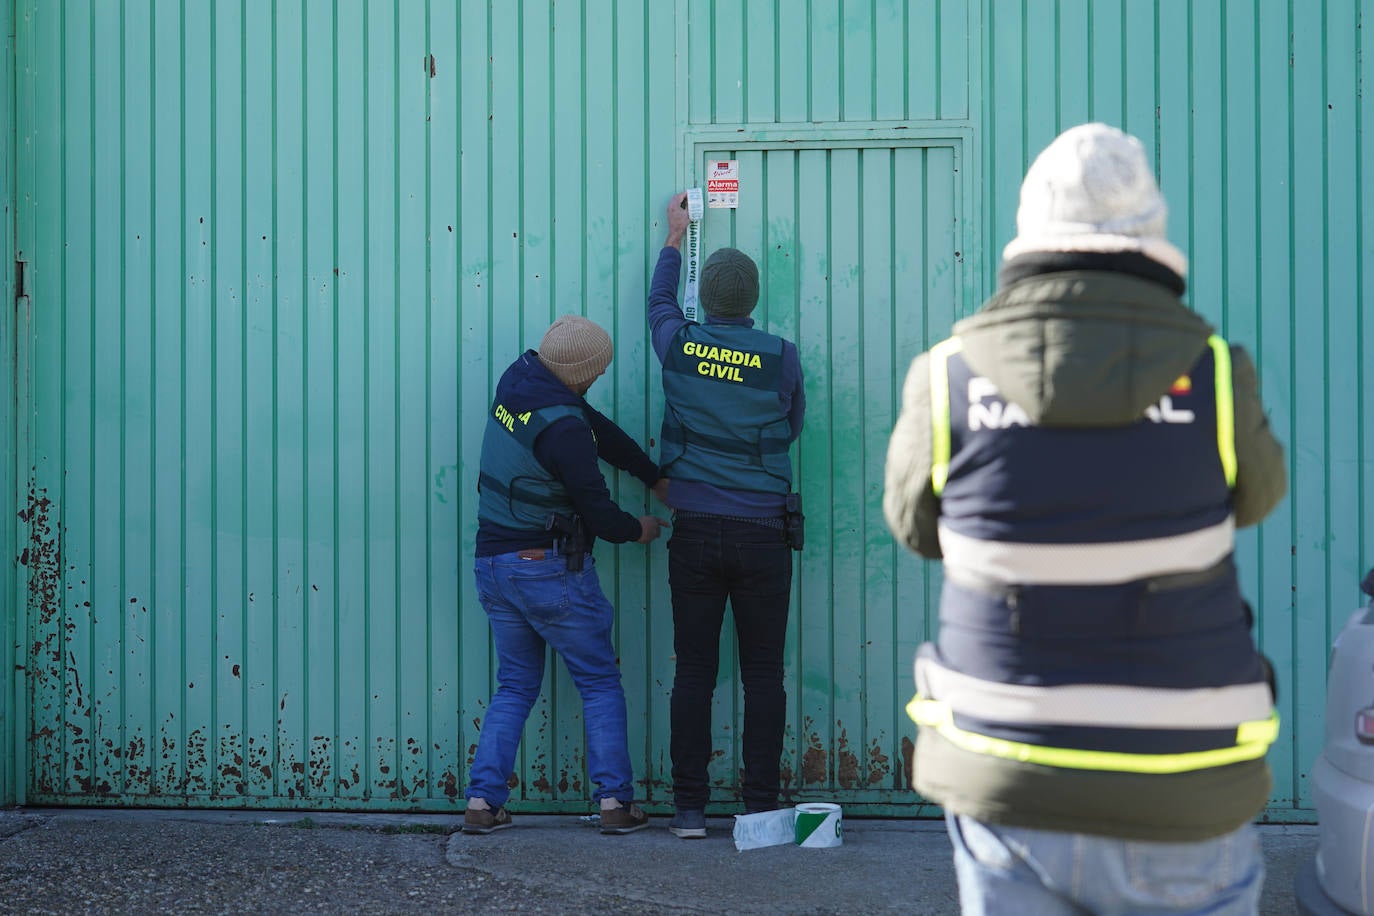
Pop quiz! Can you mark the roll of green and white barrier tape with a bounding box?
[793,803,842,848]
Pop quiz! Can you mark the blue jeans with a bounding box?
[466,552,634,809]
[947,814,1264,915]
[668,515,793,812]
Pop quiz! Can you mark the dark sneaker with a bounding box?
[669,808,707,839]
[599,802,650,835]
[462,806,512,835]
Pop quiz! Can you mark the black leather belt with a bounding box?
[673,511,786,530]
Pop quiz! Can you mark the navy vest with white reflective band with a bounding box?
[477,402,584,530]
[908,334,1278,776]
[660,323,792,495]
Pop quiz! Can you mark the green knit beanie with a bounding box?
[700,248,759,319]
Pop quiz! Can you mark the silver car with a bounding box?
[1297,568,1374,915]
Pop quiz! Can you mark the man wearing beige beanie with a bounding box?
[884,123,1287,913]
[466,315,670,837]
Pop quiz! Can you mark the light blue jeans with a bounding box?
[947,814,1264,915]
[466,552,634,809]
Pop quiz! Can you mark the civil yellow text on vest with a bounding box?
[494,403,532,432]
[697,362,746,381]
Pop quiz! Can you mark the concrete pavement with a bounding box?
[0,807,1318,913]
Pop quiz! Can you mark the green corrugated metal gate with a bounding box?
[2,1,1370,818]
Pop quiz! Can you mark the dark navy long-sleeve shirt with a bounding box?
[475,350,660,557]
[648,246,806,515]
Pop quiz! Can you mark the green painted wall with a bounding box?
[6,0,1369,818]
[0,0,15,809]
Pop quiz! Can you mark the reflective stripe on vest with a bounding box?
[907,694,1278,774]
[915,655,1274,729]
[936,516,1237,586]
[1208,335,1238,487]
[928,337,963,496]
[928,334,1237,497]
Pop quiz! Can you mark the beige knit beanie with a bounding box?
[1002,122,1188,277]
[537,315,613,389]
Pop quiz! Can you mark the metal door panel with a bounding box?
[689,139,966,804]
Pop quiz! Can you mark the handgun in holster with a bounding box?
[783,492,805,551]
[545,512,589,571]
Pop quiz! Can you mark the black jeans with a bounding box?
[667,515,794,812]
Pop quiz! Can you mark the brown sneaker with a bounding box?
[462,806,513,835]
[598,802,649,835]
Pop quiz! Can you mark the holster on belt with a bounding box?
[544,512,588,571]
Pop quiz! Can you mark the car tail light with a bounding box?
[1357,707,1374,744]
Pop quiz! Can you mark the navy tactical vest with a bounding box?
[477,402,585,530]
[909,335,1278,776]
[660,323,793,495]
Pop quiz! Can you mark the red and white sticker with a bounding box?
[706,160,739,209]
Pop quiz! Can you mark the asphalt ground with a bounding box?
[0,807,1318,914]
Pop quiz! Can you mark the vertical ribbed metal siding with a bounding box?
[981,0,1372,815]
[15,0,681,809]
[14,0,1359,819]
[15,0,978,811]
[684,140,966,800]
[686,0,971,124]
[1,0,16,808]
